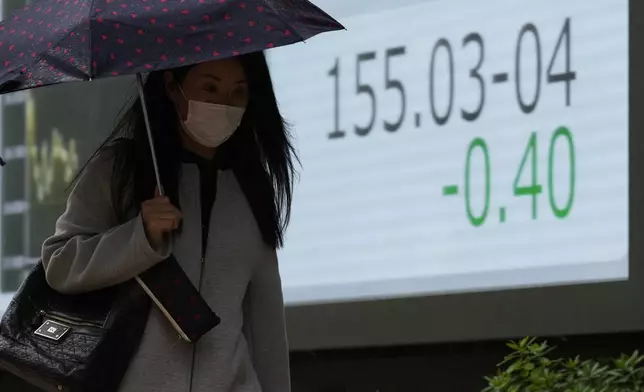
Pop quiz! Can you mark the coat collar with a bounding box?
[181,149,230,170]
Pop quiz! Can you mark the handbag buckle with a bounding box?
[34,320,71,341]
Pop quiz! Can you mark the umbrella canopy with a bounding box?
[0,0,343,94]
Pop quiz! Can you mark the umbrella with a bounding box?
[0,0,342,90]
[0,0,344,186]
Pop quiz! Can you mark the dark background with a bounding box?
[25,77,135,260]
[0,74,136,291]
[289,333,644,391]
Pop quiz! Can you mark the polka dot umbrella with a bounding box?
[0,0,343,91]
[0,0,344,183]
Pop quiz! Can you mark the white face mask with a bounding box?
[178,87,246,148]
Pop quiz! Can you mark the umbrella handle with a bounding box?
[136,74,164,196]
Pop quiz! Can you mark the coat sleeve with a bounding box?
[243,250,291,392]
[41,152,171,294]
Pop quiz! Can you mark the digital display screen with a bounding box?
[270,0,629,304]
[0,0,636,351]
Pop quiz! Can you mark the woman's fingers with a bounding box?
[146,211,181,221]
[141,195,182,239]
[145,215,180,231]
[144,208,182,224]
[143,204,179,215]
[147,217,179,232]
[143,196,171,206]
[142,197,181,215]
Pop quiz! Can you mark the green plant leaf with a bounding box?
[483,338,644,392]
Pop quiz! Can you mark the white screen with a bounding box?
[271,0,629,305]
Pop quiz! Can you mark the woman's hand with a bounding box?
[141,194,182,252]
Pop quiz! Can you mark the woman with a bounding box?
[41,52,294,392]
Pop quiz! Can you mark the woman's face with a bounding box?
[166,58,249,122]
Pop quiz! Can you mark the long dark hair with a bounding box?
[77,52,297,249]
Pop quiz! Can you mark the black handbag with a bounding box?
[0,262,150,392]
[0,255,220,392]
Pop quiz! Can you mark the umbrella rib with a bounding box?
[39,52,90,81]
[30,13,93,81]
[261,1,306,43]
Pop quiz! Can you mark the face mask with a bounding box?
[178,87,246,148]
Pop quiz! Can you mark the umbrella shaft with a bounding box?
[136,74,164,196]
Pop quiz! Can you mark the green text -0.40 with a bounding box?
[444,127,575,227]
